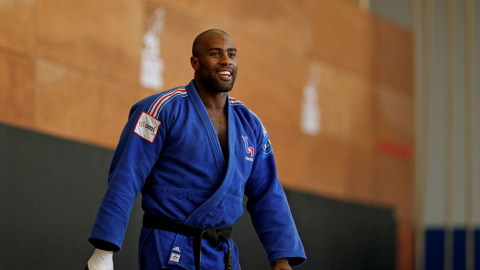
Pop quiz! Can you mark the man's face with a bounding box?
[192,33,238,93]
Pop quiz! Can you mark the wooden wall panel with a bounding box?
[151,0,237,25]
[34,60,140,148]
[287,62,377,201]
[0,0,35,53]
[376,84,414,144]
[229,0,311,56]
[35,0,143,84]
[232,35,308,187]
[315,63,376,145]
[304,0,413,91]
[0,51,35,127]
[300,135,353,197]
[152,4,209,89]
[374,22,414,92]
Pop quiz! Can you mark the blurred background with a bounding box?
[0,0,478,269]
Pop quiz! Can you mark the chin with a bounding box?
[218,84,234,92]
[199,76,235,93]
[212,80,235,93]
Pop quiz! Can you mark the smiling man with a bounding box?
[86,29,306,270]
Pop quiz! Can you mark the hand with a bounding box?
[86,249,114,270]
[272,258,292,270]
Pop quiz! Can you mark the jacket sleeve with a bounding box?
[244,122,306,266]
[88,101,167,250]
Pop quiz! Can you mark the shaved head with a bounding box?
[192,29,231,57]
[190,29,238,94]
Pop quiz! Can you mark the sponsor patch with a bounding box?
[134,112,161,143]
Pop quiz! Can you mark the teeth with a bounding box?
[218,71,231,76]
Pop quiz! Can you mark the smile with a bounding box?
[217,70,231,76]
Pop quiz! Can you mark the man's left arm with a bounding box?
[244,124,306,268]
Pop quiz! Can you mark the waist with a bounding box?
[143,213,234,270]
[142,213,233,245]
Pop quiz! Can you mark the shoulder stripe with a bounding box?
[229,97,267,137]
[148,88,187,117]
[229,97,243,106]
[248,110,267,137]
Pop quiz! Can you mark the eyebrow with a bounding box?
[208,47,237,52]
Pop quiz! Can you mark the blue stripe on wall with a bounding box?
[425,229,445,270]
[476,229,480,270]
[453,229,466,270]
[425,228,480,270]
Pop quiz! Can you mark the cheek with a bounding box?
[200,60,216,72]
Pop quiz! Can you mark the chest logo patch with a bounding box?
[242,136,254,161]
[169,252,181,263]
[134,112,161,143]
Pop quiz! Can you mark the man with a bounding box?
[86,29,306,270]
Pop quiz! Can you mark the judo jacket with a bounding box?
[88,80,306,269]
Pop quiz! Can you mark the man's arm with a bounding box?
[244,120,306,267]
[86,100,167,268]
[88,100,167,245]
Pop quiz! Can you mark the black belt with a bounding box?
[143,214,233,270]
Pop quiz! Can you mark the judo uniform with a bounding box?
[89,80,306,269]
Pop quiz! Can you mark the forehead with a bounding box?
[197,33,235,51]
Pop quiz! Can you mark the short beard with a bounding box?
[199,72,236,93]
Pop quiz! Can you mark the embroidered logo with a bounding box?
[263,139,273,155]
[262,137,273,159]
[134,112,161,143]
[169,252,181,263]
[242,136,254,162]
[172,246,181,252]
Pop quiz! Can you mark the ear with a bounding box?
[190,56,199,70]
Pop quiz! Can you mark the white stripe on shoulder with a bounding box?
[249,110,268,137]
[229,97,267,137]
[229,97,244,106]
[148,88,188,117]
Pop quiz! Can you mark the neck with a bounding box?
[193,79,228,111]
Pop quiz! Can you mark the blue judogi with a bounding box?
[89,80,306,269]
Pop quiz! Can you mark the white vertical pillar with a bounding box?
[444,0,455,269]
[473,0,480,266]
[464,0,475,269]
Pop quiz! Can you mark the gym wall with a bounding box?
[0,0,413,269]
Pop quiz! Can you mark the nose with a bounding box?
[219,53,232,66]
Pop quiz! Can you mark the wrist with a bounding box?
[93,248,113,259]
[88,249,114,270]
[273,258,289,265]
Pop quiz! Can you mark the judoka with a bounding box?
[85,29,306,270]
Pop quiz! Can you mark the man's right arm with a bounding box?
[88,102,166,250]
[86,99,168,268]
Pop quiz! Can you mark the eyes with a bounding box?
[209,51,237,58]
